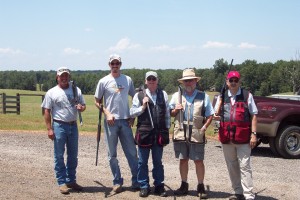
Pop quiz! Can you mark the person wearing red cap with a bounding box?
[214,71,258,200]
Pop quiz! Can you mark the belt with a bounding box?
[53,119,77,125]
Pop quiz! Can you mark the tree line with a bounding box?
[0,58,299,96]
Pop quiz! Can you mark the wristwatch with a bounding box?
[251,132,257,135]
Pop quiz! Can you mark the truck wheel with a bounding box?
[275,125,300,159]
[269,137,280,157]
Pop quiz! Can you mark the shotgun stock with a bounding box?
[71,81,83,126]
[178,86,184,131]
[214,59,234,116]
[95,104,103,166]
[141,85,154,129]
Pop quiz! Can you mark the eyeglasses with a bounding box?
[183,79,194,83]
[111,62,121,66]
[147,76,157,81]
[229,79,239,83]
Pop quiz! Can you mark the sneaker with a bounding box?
[229,194,246,200]
[197,183,208,199]
[66,182,83,191]
[112,184,122,193]
[174,181,189,196]
[59,184,70,194]
[139,188,150,197]
[154,185,168,197]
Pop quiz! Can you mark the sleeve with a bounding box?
[128,77,135,97]
[169,92,177,110]
[77,87,86,105]
[248,93,258,115]
[204,93,215,117]
[94,79,104,100]
[130,92,144,118]
[41,91,52,110]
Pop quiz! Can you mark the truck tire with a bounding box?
[269,137,280,157]
[275,125,300,159]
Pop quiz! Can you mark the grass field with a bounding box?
[0,89,219,137]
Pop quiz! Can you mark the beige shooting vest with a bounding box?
[173,91,206,143]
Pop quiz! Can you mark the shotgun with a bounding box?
[178,85,184,131]
[142,85,154,129]
[214,59,233,116]
[71,80,83,126]
[95,104,103,166]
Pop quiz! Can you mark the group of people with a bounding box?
[41,54,258,200]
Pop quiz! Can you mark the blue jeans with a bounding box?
[104,119,138,187]
[53,121,78,186]
[138,144,164,189]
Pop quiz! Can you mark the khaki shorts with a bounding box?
[173,142,205,160]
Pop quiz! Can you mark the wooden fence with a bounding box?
[0,93,44,115]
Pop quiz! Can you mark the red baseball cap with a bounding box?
[227,71,240,79]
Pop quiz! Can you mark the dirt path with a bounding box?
[0,131,299,200]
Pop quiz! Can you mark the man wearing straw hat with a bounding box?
[169,68,214,199]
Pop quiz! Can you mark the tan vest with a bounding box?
[173,91,205,143]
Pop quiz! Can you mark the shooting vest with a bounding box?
[135,88,169,147]
[218,88,251,144]
[173,90,206,144]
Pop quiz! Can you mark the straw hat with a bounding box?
[178,68,201,83]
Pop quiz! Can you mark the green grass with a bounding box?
[0,89,219,137]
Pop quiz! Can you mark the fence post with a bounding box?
[16,93,20,115]
[3,93,6,114]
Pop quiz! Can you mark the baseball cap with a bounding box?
[109,54,122,63]
[145,71,158,79]
[57,67,70,76]
[227,71,240,79]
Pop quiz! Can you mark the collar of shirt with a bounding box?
[146,88,157,105]
[184,90,197,105]
[227,87,241,105]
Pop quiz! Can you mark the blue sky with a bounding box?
[0,0,299,71]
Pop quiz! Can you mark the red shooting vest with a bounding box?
[218,89,251,144]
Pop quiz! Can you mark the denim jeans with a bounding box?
[53,121,78,186]
[104,119,138,187]
[137,144,164,189]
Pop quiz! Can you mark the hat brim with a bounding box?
[178,76,201,83]
[57,71,70,76]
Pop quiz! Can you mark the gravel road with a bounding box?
[0,131,299,200]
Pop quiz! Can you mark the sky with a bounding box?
[0,0,299,71]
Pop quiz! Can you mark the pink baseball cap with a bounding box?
[227,71,240,79]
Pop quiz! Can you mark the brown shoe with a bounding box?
[66,182,83,191]
[59,184,70,194]
[112,184,122,193]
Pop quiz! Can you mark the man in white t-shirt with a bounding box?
[94,54,138,193]
[41,67,86,194]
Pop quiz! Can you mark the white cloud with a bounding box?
[150,45,193,52]
[238,42,270,50]
[202,41,233,48]
[63,48,81,55]
[0,48,22,55]
[238,42,257,49]
[108,38,141,51]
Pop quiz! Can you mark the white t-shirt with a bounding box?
[94,74,135,119]
[41,83,85,122]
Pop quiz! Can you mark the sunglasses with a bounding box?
[111,62,121,66]
[229,79,239,83]
[147,76,157,81]
[183,79,194,83]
